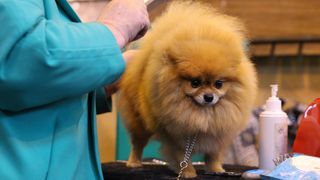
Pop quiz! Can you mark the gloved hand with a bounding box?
[98,0,150,48]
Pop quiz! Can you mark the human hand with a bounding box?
[121,49,139,64]
[98,0,150,48]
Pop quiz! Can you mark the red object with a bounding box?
[293,98,320,157]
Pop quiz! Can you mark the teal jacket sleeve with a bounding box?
[0,0,125,111]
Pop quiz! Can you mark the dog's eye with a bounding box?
[214,80,223,89]
[190,78,201,88]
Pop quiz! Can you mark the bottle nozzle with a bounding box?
[266,84,281,111]
[270,84,278,98]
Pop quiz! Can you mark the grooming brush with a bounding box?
[242,153,296,179]
[272,153,295,166]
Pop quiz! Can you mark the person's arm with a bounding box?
[96,50,139,114]
[0,1,125,111]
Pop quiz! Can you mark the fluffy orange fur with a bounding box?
[118,1,257,178]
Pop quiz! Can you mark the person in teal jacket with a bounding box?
[0,0,149,179]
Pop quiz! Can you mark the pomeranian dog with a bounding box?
[118,1,257,178]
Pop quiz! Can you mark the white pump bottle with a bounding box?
[259,84,288,170]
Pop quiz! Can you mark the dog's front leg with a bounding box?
[127,130,151,168]
[161,143,197,178]
[204,151,225,173]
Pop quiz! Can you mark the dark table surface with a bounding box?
[102,161,256,180]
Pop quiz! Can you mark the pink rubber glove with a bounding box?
[98,0,150,48]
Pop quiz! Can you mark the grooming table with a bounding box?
[102,161,256,180]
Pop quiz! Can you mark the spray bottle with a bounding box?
[259,84,288,170]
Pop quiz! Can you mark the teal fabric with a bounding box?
[0,0,125,179]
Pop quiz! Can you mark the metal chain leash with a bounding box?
[176,134,198,180]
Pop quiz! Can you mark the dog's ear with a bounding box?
[162,42,185,65]
[166,50,179,65]
[163,46,178,65]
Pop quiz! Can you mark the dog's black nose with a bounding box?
[204,94,214,103]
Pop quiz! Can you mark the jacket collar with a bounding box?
[55,0,81,22]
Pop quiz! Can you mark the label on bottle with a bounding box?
[274,122,288,156]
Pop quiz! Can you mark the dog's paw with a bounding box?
[126,161,142,168]
[209,164,225,173]
[182,171,197,178]
[182,170,197,178]
[212,166,225,172]
[205,162,225,173]
[181,166,197,178]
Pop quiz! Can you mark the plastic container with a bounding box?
[259,84,288,170]
[293,98,320,157]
